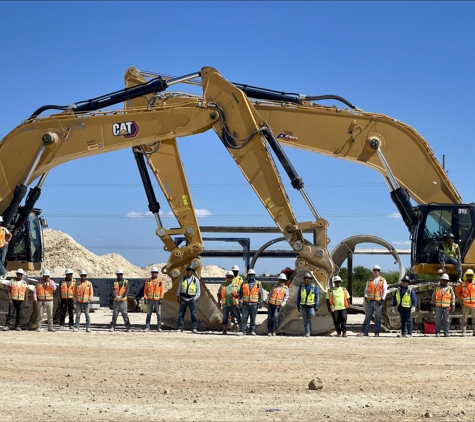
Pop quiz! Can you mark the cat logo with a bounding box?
[112,121,139,138]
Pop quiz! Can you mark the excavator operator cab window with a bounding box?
[414,205,475,264]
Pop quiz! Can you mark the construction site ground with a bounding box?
[1,307,473,422]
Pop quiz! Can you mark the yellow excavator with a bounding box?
[0,66,469,333]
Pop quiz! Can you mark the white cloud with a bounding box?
[126,211,153,218]
[387,212,402,219]
[195,209,212,217]
[93,238,103,242]
[391,240,411,246]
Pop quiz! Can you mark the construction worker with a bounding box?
[176,266,200,333]
[217,271,241,335]
[34,269,56,332]
[109,269,131,332]
[266,273,289,336]
[0,215,12,278]
[361,264,387,337]
[392,275,417,338]
[238,268,263,336]
[143,266,164,332]
[297,273,319,337]
[455,269,475,336]
[432,273,455,337]
[327,275,350,337]
[59,268,76,329]
[74,270,93,333]
[4,269,28,331]
[280,267,295,287]
[438,233,462,280]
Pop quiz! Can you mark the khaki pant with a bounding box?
[36,300,54,329]
[461,306,475,330]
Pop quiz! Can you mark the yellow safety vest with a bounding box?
[300,284,317,306]
[396,287,413,308]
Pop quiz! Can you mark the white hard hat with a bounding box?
[278,273,287,281]
[373,265,381,271]
[0,216,3,222]
[42,269,51,277]
[116,268,124,274]
[151,266,159,273]
[440,273,450,281]
[333,275,342,283]
[247,269,256,275]
[231,265,240,271]
[65,268,73,275]
[79,269,87,276]
[16,268,25,275]
[226,271,234,277]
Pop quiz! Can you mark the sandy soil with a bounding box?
[1,309,473,422]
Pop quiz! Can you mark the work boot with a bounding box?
[15,327,22,332]
[192,329,198,334]
[250,331,256,336]
[157,327,162,332]
[144,327,150,333]
[73,328,79,332]
[176,328,183,332]
[272,332,276,336]
[86,328,91,333]
[374,333,380,337]
[267,333,272,337]
[237,332,244,336]
[304,332,310,337]
[48,328,56,333]
[59,325,65,330]
[125,327,131,332]
[3,326,10,331]
[462,328,466,337]
[221,330,227,335]
[109,327,115,332]
[336,332,342,337]
[435,333,440,337]
[69,326,74,330]
[342,332,347,338]
[437,266,446,274]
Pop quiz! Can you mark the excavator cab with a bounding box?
[6,209,44,271]
[412,203,475,274]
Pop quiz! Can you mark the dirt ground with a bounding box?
[1,308,473,422]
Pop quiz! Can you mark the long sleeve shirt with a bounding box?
[431,285,455,306]
[177,275,201,301]
[266,285,290,307]
[364,277,388,300]
[297,283,319,308]
[392,286,417,308]
[238,279,264,303]
[33,279,56,301]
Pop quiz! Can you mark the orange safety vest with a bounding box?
[219,281,240,306]
[10,280,28,301]
[268,285,288,306]
[0,227,6,248]
[36,282,54,301]
[113,280,128,302]
[434,286,453,307]
[241,282,261,303]
[75,280,93,303]
[328,288,350,310]
[145,279,164,300]
[456,282,475,308]
[60,279,76,299]
[367,278,385,301]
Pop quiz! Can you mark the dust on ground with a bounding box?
[1,309,473,422]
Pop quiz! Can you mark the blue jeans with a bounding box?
[362,300,383,335]
[75,303,90,329]
[267,305,280,334]
[302,306,315,334]
[435,307,450,335]
[177,298,198,330]
[241,303,258,333]
[439,254,462,279]
[0,245,7,276]
[145,300,162,329]
[222,306,241,326]
[111,301,130,328]
[399,310,412,335]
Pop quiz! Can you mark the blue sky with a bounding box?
[1,2,474,275]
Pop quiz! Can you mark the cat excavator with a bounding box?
[0,66,470,332]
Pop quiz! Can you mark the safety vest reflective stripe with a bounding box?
[181,278,197,296]
[219,282,240,306]
[145,279,163,300]
[268,286,288,306]
[114,280,128,302]
[460,282,475,304]
[0,227,5,248]
[242,282,261,303]
[75,281,92,303]
[435,287,453,307]
[444,243,459,259]
[300,284,317,306]
[396,288,413,308]
[367,279,385,301]
[60,279,76,299]
[233,276,244,287]
[10,281,27,301]
[329,288,349,310]
[36,283,54,301]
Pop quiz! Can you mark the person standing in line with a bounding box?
[432,273,455,337]
[109,269,131,332]
[455,269,475,337]
[59,268,76,329]
[327,275,351,337]
[4,269,28,331]
[176,266,200,333]
[238,269,264,336]
[392,275,417,338]
[297,273,319,337]
[143,266,165,332]
[74,269,93,333]
[360,265,387,337]
[34,269,56,332]
[266,273,289,336]
[217,271,241,335]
